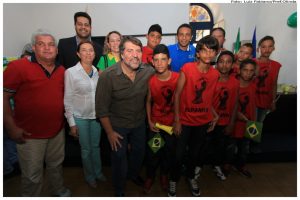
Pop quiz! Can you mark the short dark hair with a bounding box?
[76,41,95,53]
[153,44,170,58]
[211,27,226,37]
[119,36,143,59]
[148,24,162,35]
[217,50,234,64]
[196,35,219,53]
[177,23,192,35]
[240,59,257,70]
[74,12,92,25]
[258,35,275,46]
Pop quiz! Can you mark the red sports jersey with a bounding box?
[254,59,281,109]
[142,46,154,65]
[232,81,256,138]
[149,72,179,126]
[230,62,239,79]
[213,76,240,126]
[180,62,219,126]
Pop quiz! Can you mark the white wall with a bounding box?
[3,3,297,85]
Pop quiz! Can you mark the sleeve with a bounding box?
[97,56,105,71]
[95,71,113,118]
[3,61,23,93]
[64,69,76,127]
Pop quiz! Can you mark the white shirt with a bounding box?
[64,62,99,127]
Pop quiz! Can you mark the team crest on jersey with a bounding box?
[193,77,207,104]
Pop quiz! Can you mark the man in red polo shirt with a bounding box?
[4,29,70,197]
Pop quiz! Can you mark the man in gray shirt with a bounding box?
[95,36,154,197]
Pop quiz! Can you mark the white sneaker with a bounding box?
[194,166,202,180]
[56,188,71,197]
[168,181,177,197]
[213,166,226,181]
[188,178,201,197]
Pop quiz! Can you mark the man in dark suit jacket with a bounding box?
[58,11,103,69]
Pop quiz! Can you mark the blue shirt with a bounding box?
[168,43,196,72]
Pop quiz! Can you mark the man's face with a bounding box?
[121,41,142,70]
[75,16,91,39]
[32,35,57,62]
[146,31,162,49]
[177,27,192,50]
[211,29,225,48]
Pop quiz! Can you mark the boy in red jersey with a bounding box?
[255,36,281,121]
[252,36,281,153]
[142,24,162,65]
[168,35,219,197]
[231,43,253,78]
[144,44,179,194]
[227,59,257,178]
[207,50,239,181]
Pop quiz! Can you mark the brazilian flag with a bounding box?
[244,121,263,143]
[148,133,165,153]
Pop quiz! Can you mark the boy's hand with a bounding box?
[148,121,160,133]
[173,121,182,137]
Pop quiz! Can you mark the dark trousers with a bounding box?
[226,137,250,168]
[111,122,146,195]
[206,125,227,166]
[170,124,209,181]
[145,130,176,179]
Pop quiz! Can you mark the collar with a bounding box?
[74,61,97,73]
[75,35,92,46]
[116,62,145,76]
[176,43,191,51]
[107,52,120,62]
[30,53,60,67]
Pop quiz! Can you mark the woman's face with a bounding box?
[108,33,121,54]
[77,43,95,64]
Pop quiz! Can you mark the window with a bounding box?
[189,3,214,44]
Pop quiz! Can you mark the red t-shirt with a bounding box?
[4,57,65,139]
[180,62,219,126]
[213,76,240,126]
[230,62,240,79]
[254,58,281,109]
[142,46,154,65]
[149,72,179,126]
[232,81,256,138]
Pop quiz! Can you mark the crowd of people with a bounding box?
[3,11,281,197]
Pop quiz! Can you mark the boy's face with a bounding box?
[177,27,192,49]
[239,64,256,81]
[258,39,275,58]
[146,31,162,49]
[237,46,252,62]
[152,53,171,74]
[196,45,217,65]
[216,54,233,75]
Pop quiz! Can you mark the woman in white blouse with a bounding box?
[64,41,106,188]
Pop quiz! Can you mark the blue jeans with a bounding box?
[3,131,18,175]
[75,118,102,183]
[111,122,146,195]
